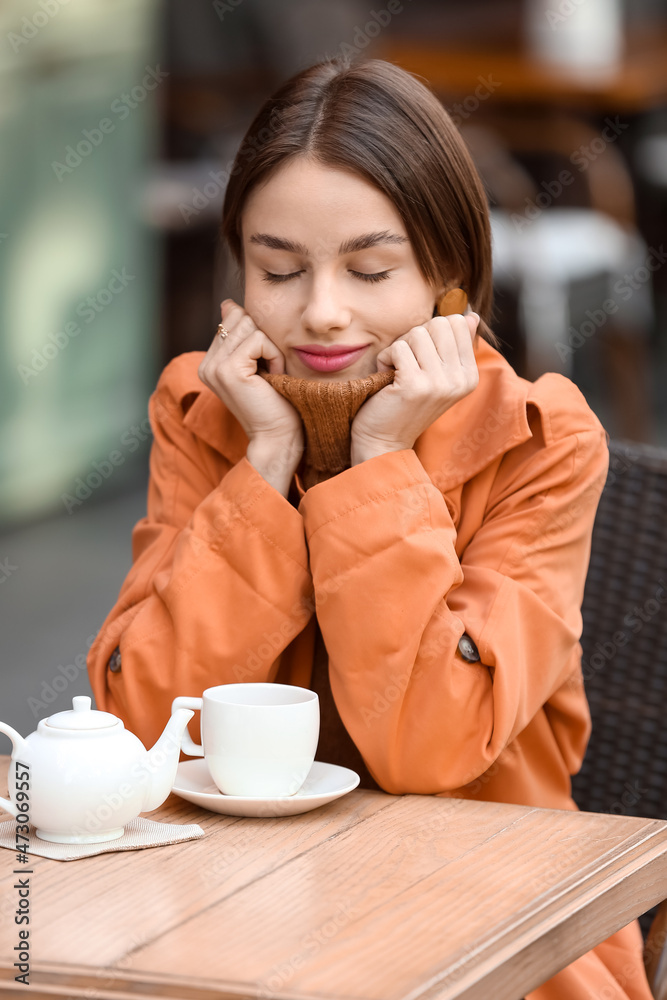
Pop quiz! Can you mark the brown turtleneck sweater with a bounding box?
[259,368,395,789]
[260,369,394,490]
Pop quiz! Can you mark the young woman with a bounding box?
[88,56,651,999]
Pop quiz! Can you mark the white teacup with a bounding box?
[172,683,319,797]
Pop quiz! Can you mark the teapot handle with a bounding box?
[0,794,17,818]
[0,722,25,818]
[171,697,204,757]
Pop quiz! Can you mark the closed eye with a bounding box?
[351,270,392,283]
[261,270,392,284]
[260,271,303,283]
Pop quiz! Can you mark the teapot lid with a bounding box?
[45,695,120,730]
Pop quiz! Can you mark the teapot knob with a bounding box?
[72,696,92,712]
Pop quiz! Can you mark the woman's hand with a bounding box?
[350,312,481,465]
[198,299,304,496]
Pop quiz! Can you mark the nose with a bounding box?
[301,271,352,339]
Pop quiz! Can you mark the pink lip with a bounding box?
[293,344,370,373]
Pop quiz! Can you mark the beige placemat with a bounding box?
[0,818,205,861]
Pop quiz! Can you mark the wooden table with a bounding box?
[2,756,667,1000]
[376,29,667,113]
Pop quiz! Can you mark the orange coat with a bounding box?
[88,338,651,1000]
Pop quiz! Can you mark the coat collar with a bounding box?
[178,340,533,490]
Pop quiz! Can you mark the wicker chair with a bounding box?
[571,438,667,997]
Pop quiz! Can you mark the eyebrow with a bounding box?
[248,230,410,256]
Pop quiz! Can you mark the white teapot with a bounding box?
[0,696,194,844]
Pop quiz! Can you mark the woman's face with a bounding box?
[241,157,445,380]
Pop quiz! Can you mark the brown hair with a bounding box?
[221,54,498,346]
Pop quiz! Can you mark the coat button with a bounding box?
[108,647,122,673]
[458,632,480,663]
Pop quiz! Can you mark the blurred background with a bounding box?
[1,0,667,744]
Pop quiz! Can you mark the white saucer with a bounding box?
[171,759,360,818]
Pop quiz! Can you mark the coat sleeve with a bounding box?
[298,380,609,794]
[87,361,313,747]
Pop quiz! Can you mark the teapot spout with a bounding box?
[141,708,194,813]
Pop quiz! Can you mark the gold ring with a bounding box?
[217,323,229,340]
